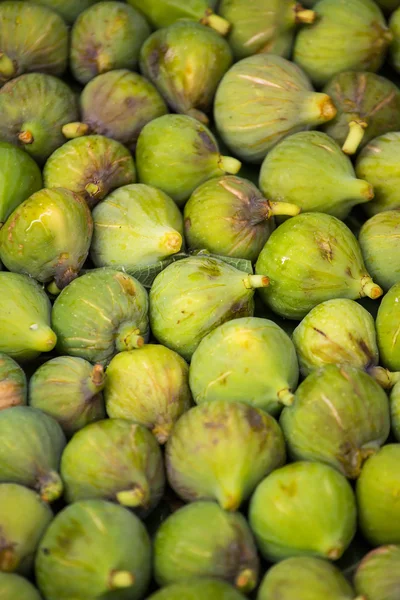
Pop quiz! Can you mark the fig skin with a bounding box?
[140,21,233,125]
[189,317,299,415]
[0,572,42,599]
[354,544,400,600]
[249,461,357,562]
[20,0,100,24]
[390,381,400,441]
[147,580,247,600]
[0,354,27,410]
[166,400,286,511]
[214,54,337,164]
[391,7,400,72]
[356,444,400,546]
[255,212,383,320]
[70,1,151,85]
[259,131,374,219]
[29,356,106,437]
[35,499,152,600]
[376,282,400,371]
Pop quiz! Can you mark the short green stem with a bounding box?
[235,568,257,594]
[0,52,16,80]
[243,274,269,289]
[18,130,34,145]
[159,231,182,255]
[109,570,135,590]
[342,120,367,155]
[115,324,145,352]
[152,422,173,444]
[116,485,149,508]
[47,281,62,296]
[269,201,301,218]
[277,388,295,406]
[39,471,64,503]
[90,364,106,390]
[62,122,89,139]
[326,546,343,560]
[202,11,231,36]
[360,276,383,300]
[369,366,400,389]
[219,155,242,175]
[185,107,209,124]
[294,5,316,24]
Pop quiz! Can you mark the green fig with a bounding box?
[0,484,52,575]
[136,114,241,206]
[91,184,184,270]
[20,0,100,24]
[321,72,400,156]
[255,213,383,320]
[390,381,400,441]
[249,461,357,562]
[391,7,400,71]
[259,131,374,219]
[376,282,400,371]
[35,499,151,600]
[354,545,400,600]
[70,2,150,85]
[0,273,56,362]
[214,54,337,164]
[0,572,42,600]
[147,580,247,600]
[140,21,233,124]
[52,269,149,366]
[105,345,192,444]
[356,444,400,546]
[29,356,106,437]
[154,501,259,593]
[294,0,392,87]
[189,317,299,414]
[184,176,300,262]
[166,400,286,511]
[0,354,27,410]
[43,136,136,208]
[149,255,270,360]
[0,188,93,291]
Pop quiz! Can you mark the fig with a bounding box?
[70,1,151,85]
[52,269,149,366]
[255,213,383,320]
[166,400,286,511]
[91,184,184,270]
[0,188,93,292]
[0,354,27,410]
[140,21,233,124]
[0,484,52,575]
[29,356,106,437]
[249,461,357,562]
[184,176,300,262]
[0,272,56,362]
[79,70,168,151]
[189,317,299,414]
[376,282,400,370]
[321,72,400,156]
[390,381,400,441]
[259,131,374,219]
[105,345,192,444]
[35,499,151,600]
[293,0,392,87]
[214,54,336,164]
[354,544,400,600]
[154,501,259,592]
[20,0,100,24]
[147,580,247,600]
[149,255,270,360]
[391,7,400,71]
[356,444,400,545]
[0,572,42,600]
[136,114,241,206]
[43,136,136,209]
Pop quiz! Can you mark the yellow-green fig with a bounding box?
[0,354,27,410]
[390,380,400,441]
[147,580,247,600]
[391,6,400,72]
[376,282,400,371]
[20,0,100,24]
[0,572,42,599]
[354,545,400,600]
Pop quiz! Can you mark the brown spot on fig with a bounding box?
[246,407,263,430]
[279,480,297,497]
[115,273,136,295]
[313,327,327,338]
[198,130,217,154]
[184,217,191,231]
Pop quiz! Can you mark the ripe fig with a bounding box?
[390,380,400,441]
[391,6,400,71]
[0,354,27,410]
[20,0,100,24]
[147,580,247,600]
[376,282,400,370]
[354,544,400,600]
[0,572,42,600]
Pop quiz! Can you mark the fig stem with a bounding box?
[109,570,135,590]
[326,546,342,560]
[219,155,242,175]
[18,130,34,145]
[369,366,400,389]
[202,11,231,36]
[360,277,383,300]
[152,422,173,444]
[243,274,269,289]
[96,52,111,74]
[220,493,241,512]
[159,231,182,255]
[39,471,64,503]
[342,120,368,155]
[185,107,209,125]
[85,182,102,199]
[116,486,148,508]
[269,201,301,218]
[235,568,257,593]
[277,388,295,406]
[115,325,145,352]
[90,364,106,390]
[0,52,15,79]
[62,122,89,139]
[47,281,62,296]
[303,93,337,124]
[29,325,57,353]
[294,4,316,24]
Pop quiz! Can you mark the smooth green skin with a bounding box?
[214,54,336,164]
[70,2,150,85]
[52,269,149,366]
[20,0,100,24]
[29,356,106,437]
[376,282,400,370]
[148,579,246,600]
[0,572,42,600]
[255,212,379,320]
[0,484,52,576]
[126,0,218,28]
[391,7,400,72]
[166,400,286,510]
[91,184,184,270]
[390,381,400,441]
[105,345,192,444]
[257,556,356,600]
[294,0,391,87]
[0,272,56,362]
[43,135,136,208]
[35,499,151,600]
[189,317,299,415]
[80,70,167,151]
[292,298,379,376]
[140,21,233,123]
[0,353,27,410]
[249,461,357,562]
[136,114,240,206]
[0,188,93,289]
[354,544,400,600]
[357,445,400,546]
[280,364,390,479]
[259,131,373,219]
[0,2,68,86]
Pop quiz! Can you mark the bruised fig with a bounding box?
[0,354,27,410]
[52,269,149,366]
[184,176,300,261]
[70,2,150,85]
[259,132,374,219]
[321,72,400,156]
[354,545,400,600]
[148,580,247,600]
[43,136,136,208]
[22,0,100,24]
[390,381,400,441]
[280,364,390,479]
[105,345,192,444]
[136,114,241,206]
[255,213,383,320]
[149,255,270,360]
[166,400,286,511]
[0,572,42,599]
[140,21,233,124]
[376,282,400,371]
[29,356,106,437]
